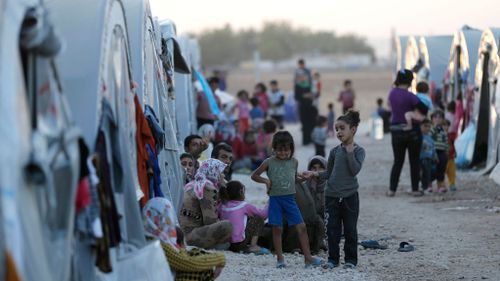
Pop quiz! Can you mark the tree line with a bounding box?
[194,22,376,68]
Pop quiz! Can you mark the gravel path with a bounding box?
[217,123,500,281]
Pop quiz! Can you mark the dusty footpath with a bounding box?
[218,124,500,281]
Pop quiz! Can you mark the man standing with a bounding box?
[294,59,317,145]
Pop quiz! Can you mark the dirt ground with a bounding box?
[216,69,500,281]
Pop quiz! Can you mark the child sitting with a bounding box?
[180,153,195,184]
[218,181,270,254]
[311,116,328,157]
[306,156,327,217]
[403,81,433,131]
[231,129,261,173]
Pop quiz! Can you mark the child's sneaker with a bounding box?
[425,187,433,194]
[450,184,457,192]
[437,187,447,193]
[323,260,339,269]
[343,262,356,269]
[276,260,286,269]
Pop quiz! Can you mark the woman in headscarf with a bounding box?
[143,197,226,281]
[179,159,233,249]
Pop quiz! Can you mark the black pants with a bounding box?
[390,129,422,192]
[298,101,317,145]
[420,158,432,189]
[314,144,325,157]
[433,150,448,182]
[325,193,359,265]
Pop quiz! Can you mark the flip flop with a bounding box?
[276,260,286,269]
[305,257,322,269]
[359,240,388,249]
[252,247,271,255]
[398,242,415,252]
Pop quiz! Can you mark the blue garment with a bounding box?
[416,93,433,111]
[146,143,164,198]
[420,134,437,160]
[268,194,304,226]
[249,107,265,120]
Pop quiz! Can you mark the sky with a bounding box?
[150,0,500,58]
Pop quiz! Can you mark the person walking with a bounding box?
[294,59,317,145]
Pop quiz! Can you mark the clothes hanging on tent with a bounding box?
[145,105,165,152]
[146,143,165,199]
[5,252,21,281]
[135,95,156,207]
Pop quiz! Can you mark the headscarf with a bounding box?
[307,156,327,193]
[184,158,227,199]
[143,197,178,251]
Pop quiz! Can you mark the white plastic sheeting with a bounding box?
[419,35,453,90]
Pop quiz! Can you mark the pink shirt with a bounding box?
[236,100,250,119]
[218,200,268,243]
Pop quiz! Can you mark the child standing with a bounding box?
[268,80,285,129]
[236,90,251,134]
[311,72,322,108]
[445,102,458,191]
[251,131,321,268]
[311,116,328,157]
[307,110,365,269]
[327,103,335,137]
[338,80,355,114]
[249,97,265,122]
[218,181,270,254]
[420,119,437,192]
[430,110,449,193]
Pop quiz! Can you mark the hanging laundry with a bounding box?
[144,105,165,152]
[134,95,156,207]
[146,143,164,199]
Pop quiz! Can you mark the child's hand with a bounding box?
[265,179,272,195]
[345,142,355,153]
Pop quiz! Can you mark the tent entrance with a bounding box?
[472,51,491,167]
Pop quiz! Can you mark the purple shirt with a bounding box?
[218,200,268,243]
[388,87,420,124]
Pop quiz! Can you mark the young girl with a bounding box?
[251,131,321,268]
[218,180,270,254]
[307,110,365,269]
[236,90,251,134]
[431,110,449,193]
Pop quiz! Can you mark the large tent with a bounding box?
[472,28,500,172]
[404,35,420,91]
[0,1,81,280]
[418,35,453,92]
[125,0,186,214]
[48,0,171,279]
[394,35,409,73]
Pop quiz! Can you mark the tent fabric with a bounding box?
[419,35,453,88]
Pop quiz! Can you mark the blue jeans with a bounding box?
[420,158,433,189]
[326,193,359,265]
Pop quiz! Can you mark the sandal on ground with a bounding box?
[359,240,388,250]
[343,262,356,269]
[386,190,395,197]
[250,247,271,255]
[305,257,322,269]
[397,242,415,252]
[276,260,286,269]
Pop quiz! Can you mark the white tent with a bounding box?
[473,28,500,172]
[0,0,80,280]
[404,35,420,91]
[418,35,453,91]
[125,0,185,215]
[49,0,172,279]
[394,35,408,73]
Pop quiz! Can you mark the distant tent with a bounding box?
[418,35,453,92]
[404,36,420,92]
[473,28,500,172]
[394,36,409,73]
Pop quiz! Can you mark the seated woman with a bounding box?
[179,159,233,249]
[218,181,270,254]
[143,197,225,281]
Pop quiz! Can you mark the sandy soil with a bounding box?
[215,69,500,280]
[217,123,500,281]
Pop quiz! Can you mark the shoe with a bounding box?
[343,262,356,269]
[386,190,395,197]
[450,184,457,192]
[425,187,433,194]
[411,191,424,197]
[437,187,447,193]
[305,257,322,269]
[251,247,271,255]
[276,260,286,269]
[323,260,339,269]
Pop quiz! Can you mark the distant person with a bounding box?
[387,69,424,197]
[445,102,457,192]
[338,80,355,114]
[419,119,437,192]
[311,116,328,157]
[235,90,251,134]
[196,76,222,127]
[430,110,449,193]
[213,69,227,91]
[184,134,208,171]
[249,97,265,121]
[180,153,195,184]
[311,72,322,108]
[294,58,317,145]
[253,82,270,117]
[218,180,270,254]
[376,98,391,133]
[327,103,336,137]
[251,131,321,268]
[403,81,432,131]
[268,80,285,129]
[211,142,234,180]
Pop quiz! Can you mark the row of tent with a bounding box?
[394,25,500,184]
[0,0,208,280]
